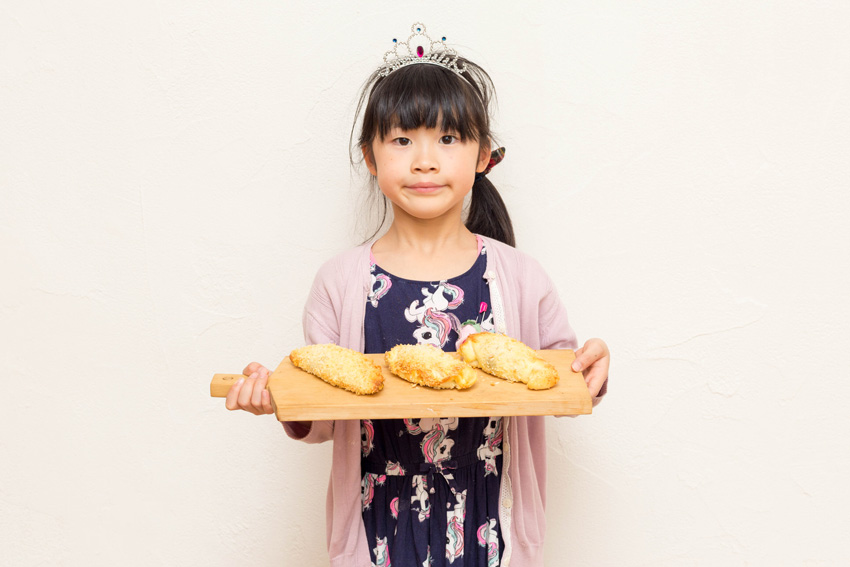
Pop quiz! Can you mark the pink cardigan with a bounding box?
[283,236,605,566]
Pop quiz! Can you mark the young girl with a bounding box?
[225,23,609,567]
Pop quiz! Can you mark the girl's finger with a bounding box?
[571,339,607,373]
[242,362,262,376]
[580,343,609,396]
[572,348,598,372]
[261,389,274,415]
[251,368,270,410]
[238,373,261,414]
[225,378,245,411]
[571,346,585,372]
[587,373,607,397]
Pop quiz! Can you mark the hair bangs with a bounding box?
[379,68,479,141]
[363,64,488,146]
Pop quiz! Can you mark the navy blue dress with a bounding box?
[361,239,504,567]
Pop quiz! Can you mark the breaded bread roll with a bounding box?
[385,344,477,390]
[289,344,384,395]
[459,332,559,390]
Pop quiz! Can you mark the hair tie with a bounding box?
[475,147,506,180]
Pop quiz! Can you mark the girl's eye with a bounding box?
[394,137,411,146]
[440,135,458,144]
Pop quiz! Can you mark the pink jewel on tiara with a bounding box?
[378,22,467,77]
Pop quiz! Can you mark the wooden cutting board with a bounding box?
[210,349,592,421]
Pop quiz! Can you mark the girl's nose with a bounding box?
[412,145,439,172]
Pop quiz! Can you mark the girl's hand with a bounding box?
[224,362,275,415]
[571,338,609,397]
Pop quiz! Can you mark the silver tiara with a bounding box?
[378,23,467,77]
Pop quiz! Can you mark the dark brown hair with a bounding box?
[351,58,515,247]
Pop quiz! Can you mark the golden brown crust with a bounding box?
[385,344,477,390]
[458,332,559,390]
[289,344,384,395]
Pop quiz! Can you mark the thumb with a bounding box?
[571,347,587,373]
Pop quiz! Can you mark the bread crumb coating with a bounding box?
[385,344,477,390]
[289,344,384,395]
[458,333,559,390]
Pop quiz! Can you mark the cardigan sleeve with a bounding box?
[280,260,343,444]
[533,258,608,407]
[537,269,578,351]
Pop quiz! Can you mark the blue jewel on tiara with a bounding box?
[378,23,467,77]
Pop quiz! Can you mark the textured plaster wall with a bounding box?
[2,1,849,565]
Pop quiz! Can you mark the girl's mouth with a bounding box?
[407,183,443,193]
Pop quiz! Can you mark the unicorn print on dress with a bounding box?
[445,490,467,564]
[361,473,387,511]
[411,475,431,522]
[368,267,392,308]
[361,419,375,457]
[422,422,456,466]
[477,518,500,567]
[455,300,496,350]
[385,461,406,476]
[403,418,421,435]
[477,417,503,476]
[372,536,391,567]
[405,417,460,466]
[406,417,463,523]
[405,282,464,347]
[405,281,464,319]
[412,308,460,347]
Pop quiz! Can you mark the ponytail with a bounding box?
[465,176,515,247]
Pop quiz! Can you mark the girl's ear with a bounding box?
[362,145,378,176]
[476,141,492,173]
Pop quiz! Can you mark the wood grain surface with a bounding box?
[210,349,592,420]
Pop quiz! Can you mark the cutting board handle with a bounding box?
[210,373,250,397]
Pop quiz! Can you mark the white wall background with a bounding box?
[2,1,849,565]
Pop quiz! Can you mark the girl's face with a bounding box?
[364,126,490,224]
